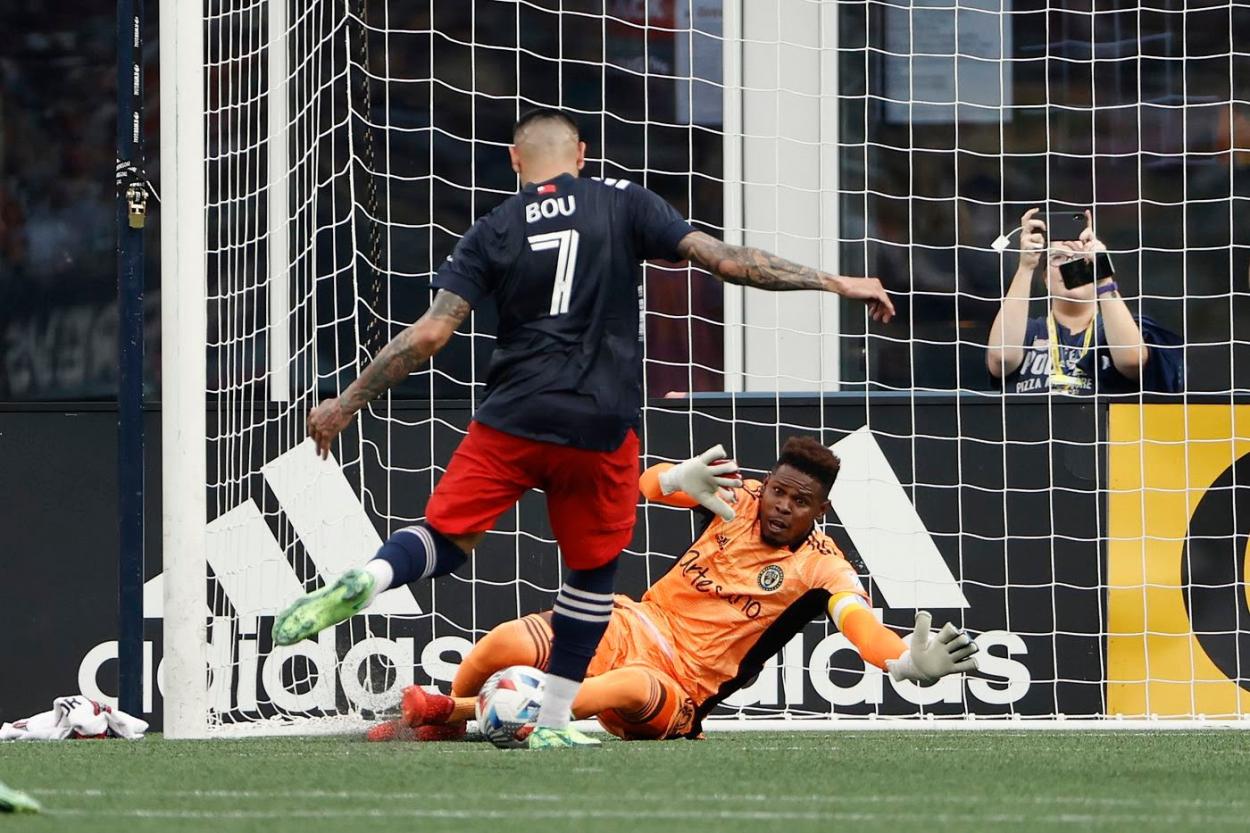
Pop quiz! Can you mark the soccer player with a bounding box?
[271,109,896,749]
[373,436,979,742]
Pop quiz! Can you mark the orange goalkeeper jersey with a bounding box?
[627,479,866,719]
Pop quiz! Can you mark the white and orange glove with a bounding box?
[657,444,743,521]
[885,611,980,684]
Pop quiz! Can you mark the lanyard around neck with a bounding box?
[1047,310,1095,390]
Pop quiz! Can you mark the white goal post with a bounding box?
[158,0,1250,738]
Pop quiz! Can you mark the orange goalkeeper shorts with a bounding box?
[588,598,697,740]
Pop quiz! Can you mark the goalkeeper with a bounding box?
[375,436,978,742]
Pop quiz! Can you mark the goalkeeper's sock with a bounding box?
[366,522,467,604]
[537,557,619,730]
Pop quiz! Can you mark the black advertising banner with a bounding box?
[2,396,1108,729]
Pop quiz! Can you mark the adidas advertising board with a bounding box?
[2,397,1158,726]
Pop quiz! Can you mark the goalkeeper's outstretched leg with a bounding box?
[367,609,697,742]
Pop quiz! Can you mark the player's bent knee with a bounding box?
[597,709,666,741]
[593,667,692,741]
[450,614,552,696]
[441,529,484,554]
[376,522,468,584]
[606,667,654,714]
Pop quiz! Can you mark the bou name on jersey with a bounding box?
[432,173,693,451]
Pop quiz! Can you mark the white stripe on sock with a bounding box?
[552,604,612,624]
[554,593,613,617]
[394,525,437,580]
[413,525,439,579]
[561,585,614,603]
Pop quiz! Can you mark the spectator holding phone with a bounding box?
[987,208,1183,394]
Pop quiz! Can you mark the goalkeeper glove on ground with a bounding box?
[886,611,980,684]
[658,444,743,521]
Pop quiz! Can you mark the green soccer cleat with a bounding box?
[271,568,374,646]
[526,725,602,749]
[0,781,41,813]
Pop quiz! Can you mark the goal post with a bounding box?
[159,0,208,739]
[724,0,843,391]
[157,0,1250,735]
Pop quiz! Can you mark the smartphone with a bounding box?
[1059,251,1115,290]
[1059,257,1094,289]
[1041,209,1087,243]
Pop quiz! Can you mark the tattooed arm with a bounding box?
[675,230,895,323]
[306,289,471,458]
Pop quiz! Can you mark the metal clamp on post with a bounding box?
[126,181,148,228]
[116,159,156,229]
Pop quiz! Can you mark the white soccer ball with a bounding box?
[475,665,545,749]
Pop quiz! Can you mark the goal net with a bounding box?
[158,0,1250,736]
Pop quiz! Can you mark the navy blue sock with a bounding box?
[547,557,620,683]
[371,523,467,588]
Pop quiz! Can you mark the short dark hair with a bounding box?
[775,435,840,495]
[513,107,580,140]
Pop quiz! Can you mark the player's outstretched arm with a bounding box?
[306,289,471,458]
[639,445,742,521]
[675,230,895,323]
[830,595,978,684]
[884,611,980,684]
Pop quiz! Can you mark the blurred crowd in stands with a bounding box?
[0,1,1244,400]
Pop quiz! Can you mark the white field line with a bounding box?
[38,807,1250,826]
[45,808,831,822]
[205,719,1250,738]
[28,788,1250,811]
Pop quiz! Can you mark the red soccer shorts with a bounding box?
[424,420,640,569]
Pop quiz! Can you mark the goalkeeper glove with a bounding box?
[658,444,743,521]
[885,611,980,684]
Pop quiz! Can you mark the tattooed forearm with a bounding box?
[339,330,424,414]
[340,289,471,414]
[428,289,473,322]
[676,231,830,292]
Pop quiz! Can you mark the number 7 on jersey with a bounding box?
[528,230,580,316]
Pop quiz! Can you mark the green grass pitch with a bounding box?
[2,731,1248,832]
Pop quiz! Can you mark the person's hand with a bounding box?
[1078,209,1105,257]
[834,276,895,324]
[307,398,355,459]
[658,445,743,521]
[1019,207,1046,272]
[885,611,980,684]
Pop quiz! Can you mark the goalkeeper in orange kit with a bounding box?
[371,435,979,741]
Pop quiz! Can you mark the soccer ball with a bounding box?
[475,665,545,749]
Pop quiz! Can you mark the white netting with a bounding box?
[186,0,1250,733]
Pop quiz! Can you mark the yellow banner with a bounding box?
[1108,404,1250,717]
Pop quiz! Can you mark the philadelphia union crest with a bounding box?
[757,564,784,592]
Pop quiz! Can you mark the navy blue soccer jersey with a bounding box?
[1003,316,1098,394]
[431,173,695,451]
